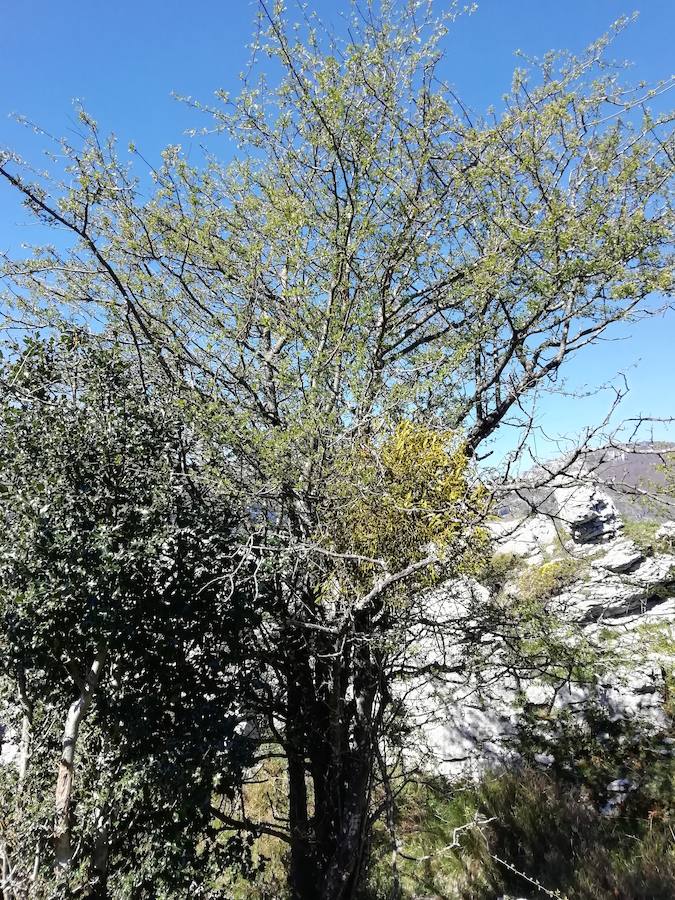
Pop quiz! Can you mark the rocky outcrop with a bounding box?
[657,521,675,544]
[558,554,675,622]
[411,483,675,777]
[592,537,644,573]
[489,514,560,564]
[554,484,622,543]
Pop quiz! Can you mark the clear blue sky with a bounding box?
[1,1,673,456]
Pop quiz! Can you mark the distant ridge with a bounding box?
[499,442,675,523]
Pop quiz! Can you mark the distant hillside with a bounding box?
[498,442,675,523]
[567,442,674,521]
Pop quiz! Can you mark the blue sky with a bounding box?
[1,0,673,456]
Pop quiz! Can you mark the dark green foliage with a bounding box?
[0,335,260,897]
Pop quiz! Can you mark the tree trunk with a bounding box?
[54,645,107,870]
[285,618,383,900]
[16,667,33,794]
[16,716,31,793]
[285,628,317,900]
[319,668,377,900]
[89,807,109,898]
[1,845,11,900]
[319,766,372,900]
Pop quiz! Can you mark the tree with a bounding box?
[0,2,672,897]
[0,335,259,897]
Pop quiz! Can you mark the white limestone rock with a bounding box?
[406,515,675,776]
[556,554,675,621]
[489,514,560,563]
[592,538,644,573]
[554,484,621,543]
[656,521,675,544]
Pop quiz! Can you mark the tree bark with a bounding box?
[319,639,378,900]
[285,628,317,900]
[89,807,109,898]
[16,668,33,795]
[285,615,383,900]
[54,645,107,870]
[1,845,11,900]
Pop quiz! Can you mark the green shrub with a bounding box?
[518,556,586,601]
[477,551,523,592]
[364,687,675,900]
[475,767,675,900]
[363,776,488,900]
[622,518,663,552]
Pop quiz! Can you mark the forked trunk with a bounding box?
[286,630,318,899]
[319,775,371,900]
[288,761,372,900]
